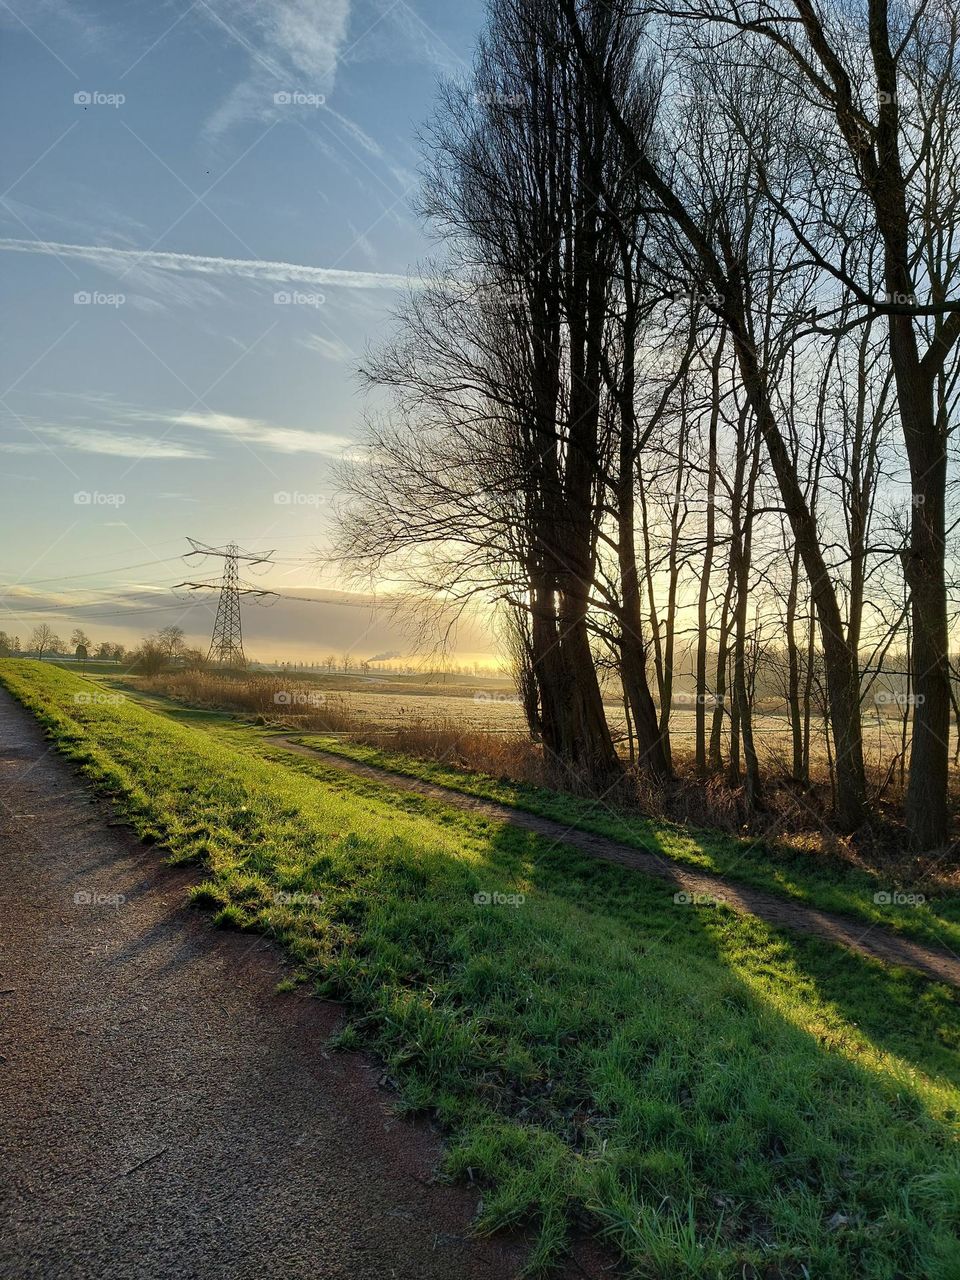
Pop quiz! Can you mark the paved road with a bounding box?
[268,735,960,988]
[0,691,606,1280]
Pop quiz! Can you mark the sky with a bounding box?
[0,0,496,664]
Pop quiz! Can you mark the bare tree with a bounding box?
[630,0,960,844]
[31,625,61,660]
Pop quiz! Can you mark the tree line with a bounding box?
[337,0,960,849]
[13,624,194,669]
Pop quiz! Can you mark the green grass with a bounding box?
[111,675,960,955]
[47,658,133,675]
[3,659,960,1278]
[277,731,960,955]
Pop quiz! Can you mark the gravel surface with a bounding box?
[268,736,960,988]
[0,690,609,1280]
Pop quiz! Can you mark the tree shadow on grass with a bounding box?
[361,816,960,1278]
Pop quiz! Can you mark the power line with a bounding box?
[0,554,188,590]
[0,599,212,619]
[0,539,314,591]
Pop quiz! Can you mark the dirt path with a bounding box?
[267,736,960,989]
[0,692,610,1280]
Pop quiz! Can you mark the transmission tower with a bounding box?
[177,540,277,667]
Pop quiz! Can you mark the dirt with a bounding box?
[0,690,611,1280]
[267,736,960,989]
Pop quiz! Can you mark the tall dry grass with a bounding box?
[132,670,546,784]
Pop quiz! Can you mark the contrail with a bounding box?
[0,238,414,290]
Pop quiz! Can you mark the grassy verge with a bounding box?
[280,732,960,955]
[114,673,960,953]
[3,659,960,1279]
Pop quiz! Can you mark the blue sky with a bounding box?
[0,0,494,662]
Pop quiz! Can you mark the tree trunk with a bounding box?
[695,342,721,775]
[785,543,804,782]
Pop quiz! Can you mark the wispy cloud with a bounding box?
[0,238,413,290]
[0,424,211,460]
[159,409,353,455]
[0,0,105,53]
[3,396,354,459]
[0,197,150,250]
[353,0,468,79]
[300,333,354,363]
[199,0,352,139]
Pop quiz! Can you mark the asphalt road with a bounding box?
[0,690,606,1280]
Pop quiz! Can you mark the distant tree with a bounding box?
[156,625,186,661]
[71,628,91,663]
[0,631,13,657]
[129,639,167,676]
[31,624,62,660]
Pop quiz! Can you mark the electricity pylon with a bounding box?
[177,540,277,667]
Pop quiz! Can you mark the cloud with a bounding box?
[351,0,468,79]
[0,197,150,250]
[300,333,354,363]
[4,395,354,460]
[0,238,413,291]
[321,104,384,159]
[199,0,352,139]
[2,425,211,460]
[0,0,104,50]
[159,409,353,456]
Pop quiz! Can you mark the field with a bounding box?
[3,658,960,1278]
[119,664,926,764]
